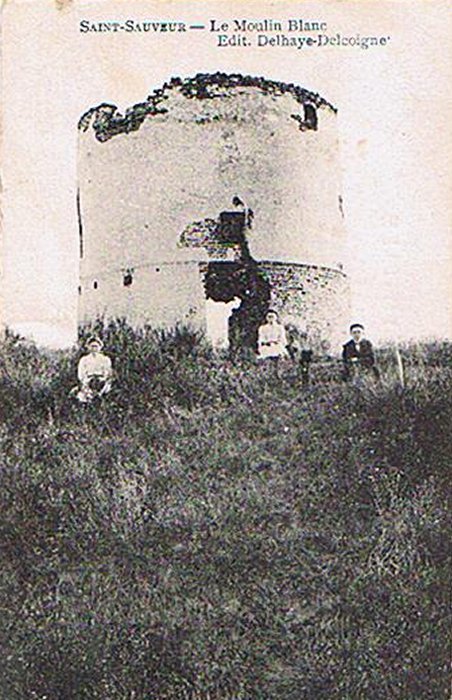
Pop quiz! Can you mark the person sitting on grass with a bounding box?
[71,336,113,404]
[257,310,288,375]
[342,323,380,381]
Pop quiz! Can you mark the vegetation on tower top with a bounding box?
[78,72,336,142]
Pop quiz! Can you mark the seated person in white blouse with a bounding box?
[72,336,113,403]
[257,310,288,371]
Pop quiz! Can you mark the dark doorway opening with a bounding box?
[203,260,271,355]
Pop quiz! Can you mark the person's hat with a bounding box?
[350,323,364,332]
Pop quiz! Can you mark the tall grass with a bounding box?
[0,323,450,699]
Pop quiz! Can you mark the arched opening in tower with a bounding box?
[303,103,318,130]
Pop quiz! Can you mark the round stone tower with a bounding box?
[77,73,349,351]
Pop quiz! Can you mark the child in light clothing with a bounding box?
[257,311,288,376]
[72,337,113,403]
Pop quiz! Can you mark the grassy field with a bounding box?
[0,323,450,699]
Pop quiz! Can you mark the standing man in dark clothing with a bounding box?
[342,324,380,380]
[287,328,313,387]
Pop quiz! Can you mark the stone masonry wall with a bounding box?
[258,261,349,352]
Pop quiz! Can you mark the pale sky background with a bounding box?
[1,0,451,347]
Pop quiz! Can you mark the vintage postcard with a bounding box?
[0,1,450,698]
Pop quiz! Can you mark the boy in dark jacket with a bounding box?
[342,324,380,380]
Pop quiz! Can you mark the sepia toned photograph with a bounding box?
[0,1,451,698]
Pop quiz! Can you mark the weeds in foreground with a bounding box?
[0,324,450,699]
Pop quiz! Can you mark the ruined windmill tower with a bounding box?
[77,73,349,351]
